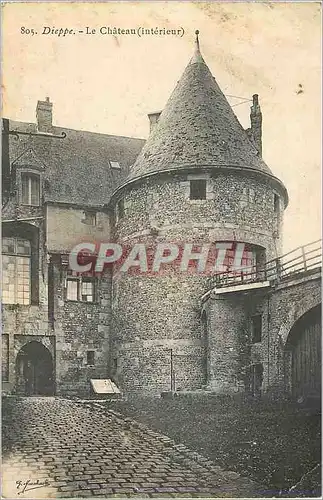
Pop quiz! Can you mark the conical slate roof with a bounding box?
[128,33,273,182]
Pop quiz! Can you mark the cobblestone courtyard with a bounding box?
[1,397,259,498]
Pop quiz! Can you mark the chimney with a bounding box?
[36,97,53,132]
[250,94,262,156]
[148,111,161,133]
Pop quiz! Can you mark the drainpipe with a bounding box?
[267,295,270,389]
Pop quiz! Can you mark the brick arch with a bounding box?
[14,335,55,358]
[278,290,321,347]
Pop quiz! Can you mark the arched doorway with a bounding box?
[285,304,321,402]
[15,341,54,396]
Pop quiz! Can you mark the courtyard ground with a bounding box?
[94,394,321,497]
[2,396,259,499]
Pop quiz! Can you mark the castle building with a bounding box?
[2,34,321,401]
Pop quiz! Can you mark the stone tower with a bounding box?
[110,33,288,395]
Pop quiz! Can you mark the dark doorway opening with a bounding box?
[286,304,321,402]
[246,363,263,398]
[15,341,54,396]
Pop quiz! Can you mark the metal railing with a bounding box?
[207,239,322,290]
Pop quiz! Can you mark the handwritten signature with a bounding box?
[16,479,50,495]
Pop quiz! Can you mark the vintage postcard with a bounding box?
[1,2,321,499]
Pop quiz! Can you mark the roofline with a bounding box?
[108,164,289,208]
[44,200,112,212]
[3,118,147,142]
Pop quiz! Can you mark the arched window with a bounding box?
[2,237,31,304]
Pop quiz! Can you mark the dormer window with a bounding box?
[110,161,121,170]
[21,173,40,206]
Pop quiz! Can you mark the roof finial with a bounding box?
[191,29,204,65]
[195,30,200,52]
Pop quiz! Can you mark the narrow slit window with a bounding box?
[117,199,124,220]
[274,194,280,213]
[66,279,78,301]
[251,314,262,343]
[86,351,95,366]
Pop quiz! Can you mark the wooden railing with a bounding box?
[207,239,322,290]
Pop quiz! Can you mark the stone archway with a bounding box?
[284,304,321,402]
[15,341,54,396]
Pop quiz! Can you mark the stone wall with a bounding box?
[1,214,113,397]
[46,205,110,253]
[1,219,50,394]
[111,272,207,394]
[114,171,283,258]
[204,271,321,398]
[53,262,112,396]
[266,273,321,395]
[111,170,280,394]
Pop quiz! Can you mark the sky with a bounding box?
[2,1,321,253]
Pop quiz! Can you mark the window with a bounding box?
[249,188,255,203]
[82,211,97,226]
[66,276,96,302]
[86,351,95,366]
[110,161,121,170]
[190,180,206,200]
[251,314,262,343]
[2,237,31,304]
[21,173,40,206]
[116,199,124,221]
[274,193,280,213]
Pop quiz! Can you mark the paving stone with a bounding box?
[155,487,177,492]
[91,488,114,495]
[112,487,137,493]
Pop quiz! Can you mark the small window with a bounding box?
[251,314,262,343]
[110,161,121,170]
[21,173,40,206]
[86,351,95,366]
[82,211,97,226]
[66,276,96,303]
[274,194,280,213]
[190,180,206,200]
[81,279,95,302]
